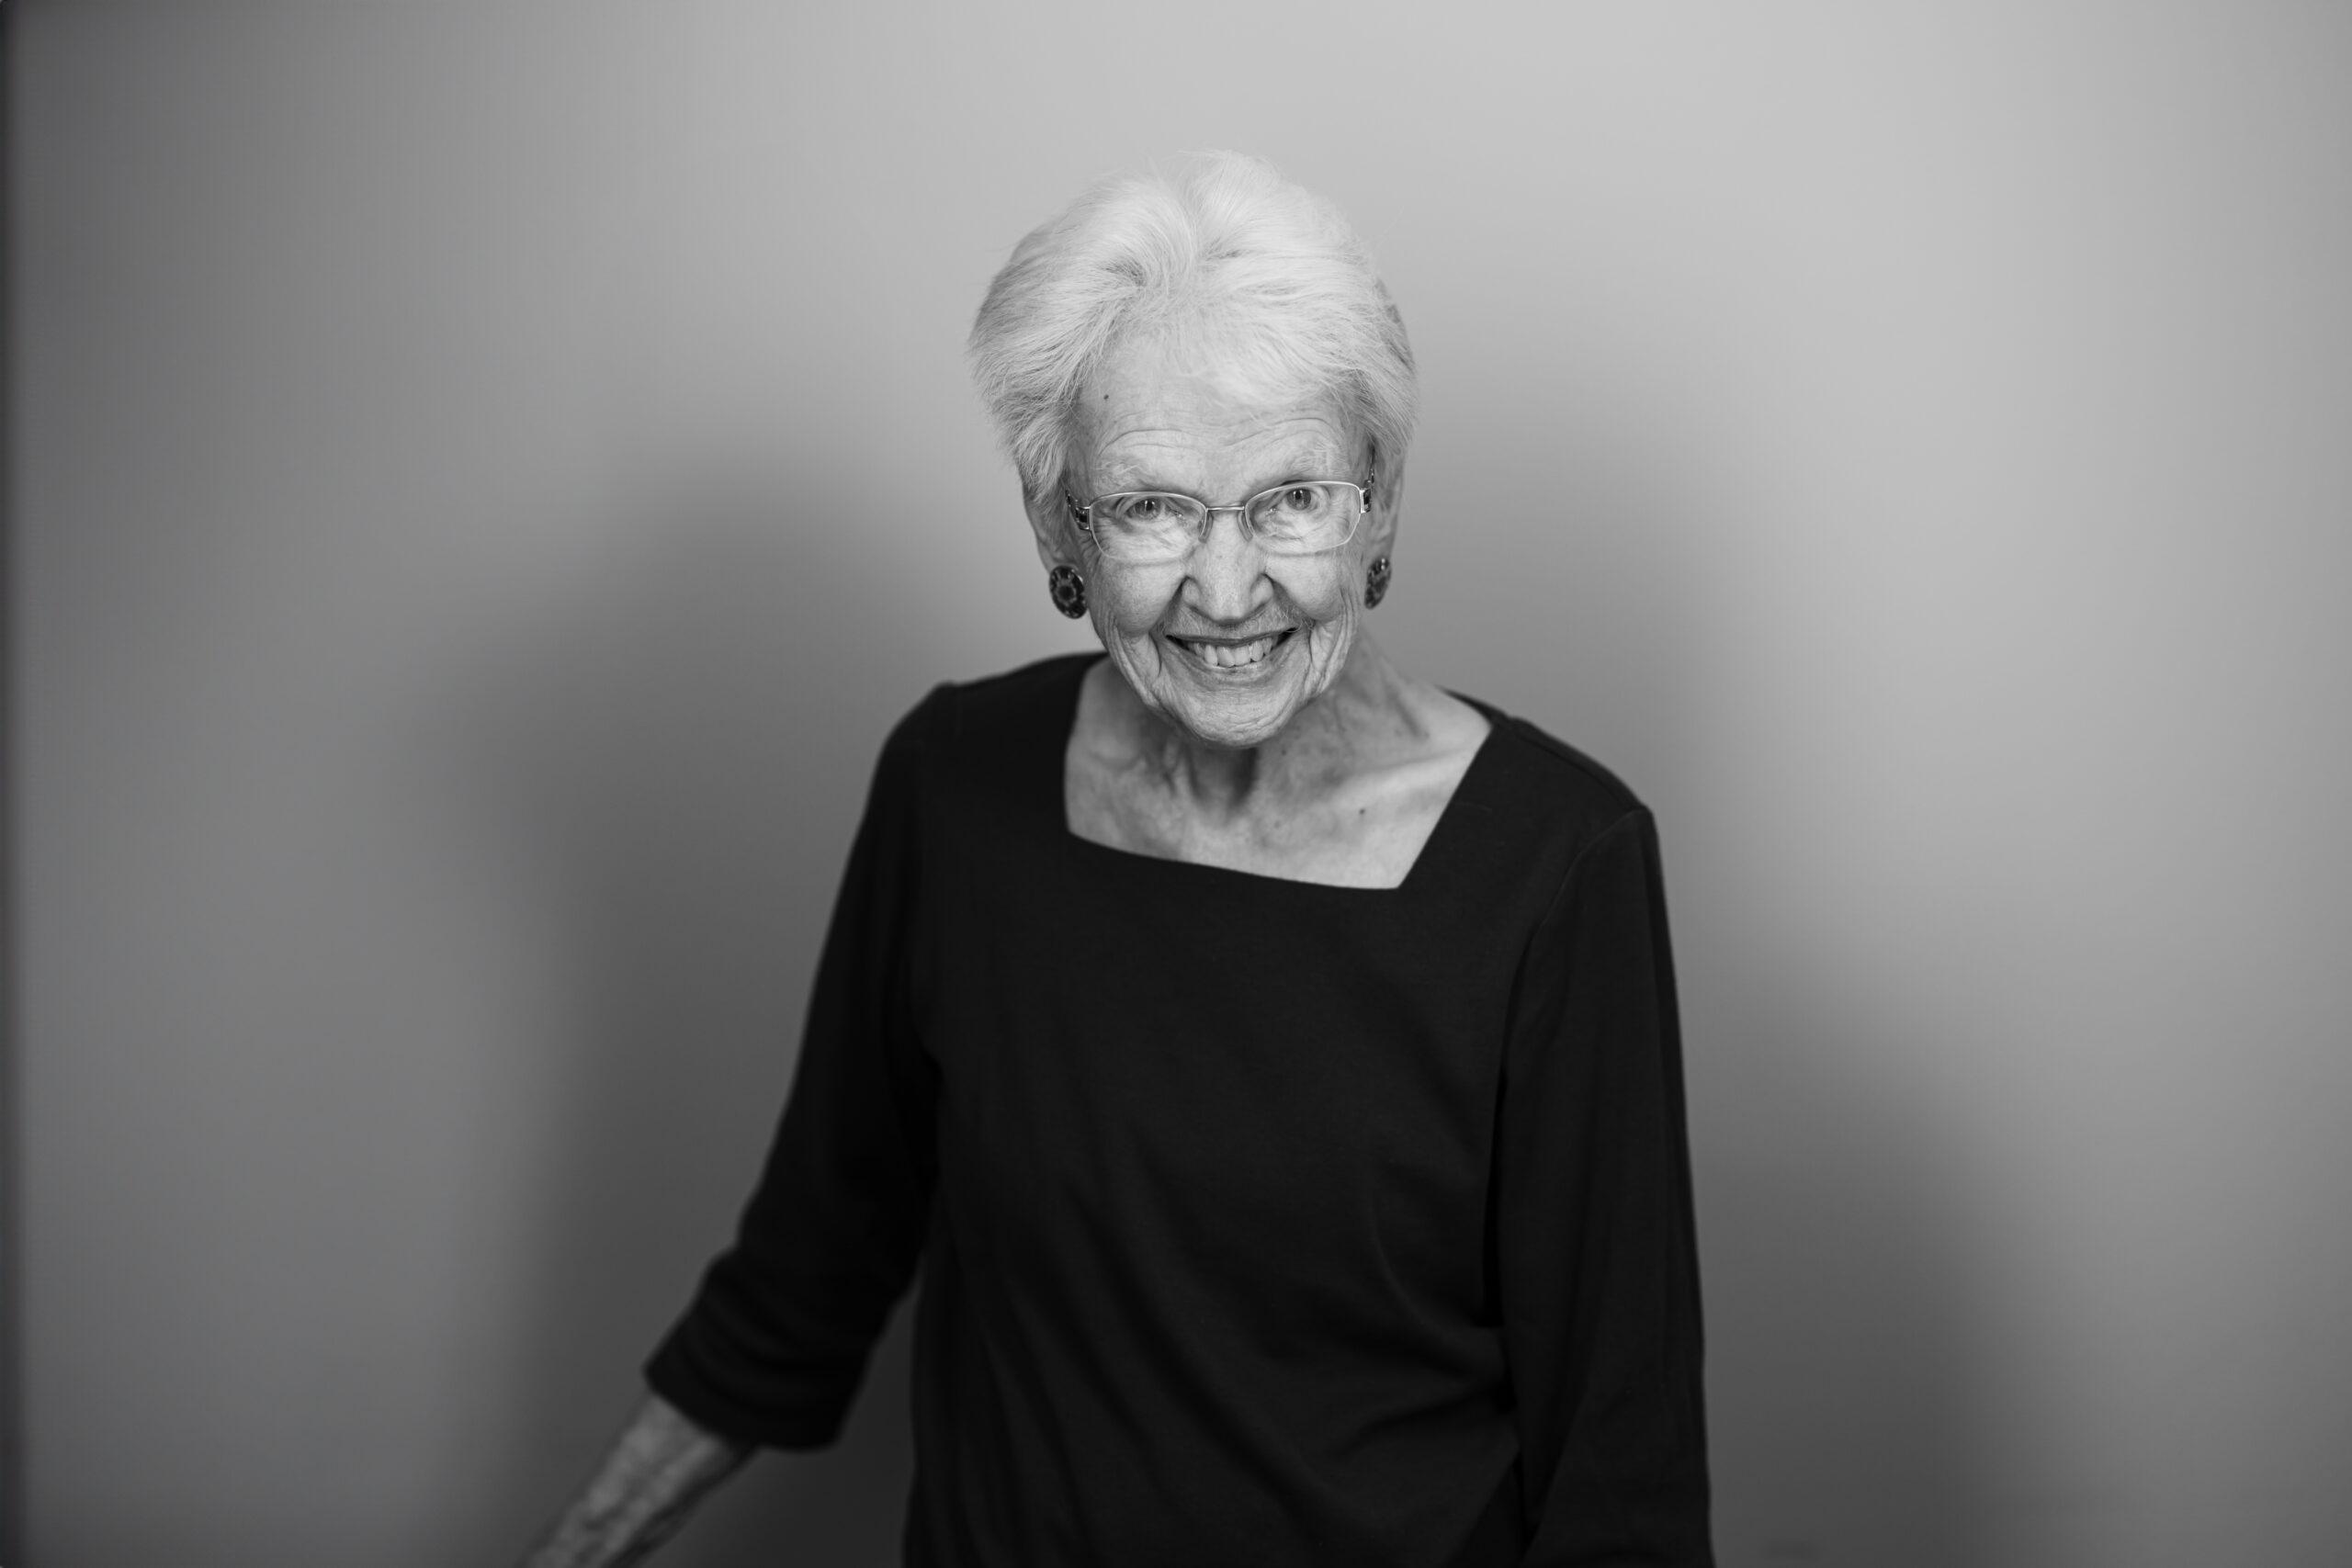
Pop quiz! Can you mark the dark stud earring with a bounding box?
[1364,555,1392,609]
[1047,563,1088,619]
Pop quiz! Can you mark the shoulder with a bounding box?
[1445,693,1657,875]
[890,651,1090,752]
[934,650,1093,729]
[1479,705,1648,817]
[867,652,1091,807]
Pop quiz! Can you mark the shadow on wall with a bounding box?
[1697,981,2004,1568]
[441,482,940,1566]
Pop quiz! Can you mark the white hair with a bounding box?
[968,152,1418,502]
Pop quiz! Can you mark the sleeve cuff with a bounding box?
[642,1330,858,1451]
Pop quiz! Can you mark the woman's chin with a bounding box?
[1162,701,1295,751]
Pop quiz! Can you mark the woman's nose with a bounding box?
[1185,507,1268,621]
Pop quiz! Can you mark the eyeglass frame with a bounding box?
[1062,468,1379,559]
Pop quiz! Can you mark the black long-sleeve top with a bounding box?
[647,653,1713,1565]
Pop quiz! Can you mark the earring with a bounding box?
[1364,556,1392,609]
[1047,563,1088,619]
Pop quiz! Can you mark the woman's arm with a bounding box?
[519,1393,752,1568]
[1498,807,1713,1565]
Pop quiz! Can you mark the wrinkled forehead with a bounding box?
[1069,321,1363,489]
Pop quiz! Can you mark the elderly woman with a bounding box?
[526,153,1711,1566]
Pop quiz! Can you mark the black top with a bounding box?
[647,654,1712,1566]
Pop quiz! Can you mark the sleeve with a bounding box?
[642,694,942,1449]
[1498,807,1713,1565]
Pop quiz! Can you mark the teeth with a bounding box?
[1190,635,1278,669]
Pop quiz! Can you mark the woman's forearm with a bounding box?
[521,1393,752,1568]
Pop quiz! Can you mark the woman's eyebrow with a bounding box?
[1102,455,1350,498]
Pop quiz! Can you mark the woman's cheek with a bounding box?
[1274,558,1357,628]
[1092,564,1181,637]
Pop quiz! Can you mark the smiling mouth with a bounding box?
[1166,629,1295,671]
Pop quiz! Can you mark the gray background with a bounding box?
[10,3,2351,1564]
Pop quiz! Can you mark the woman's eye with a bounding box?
[1126,497,1162,521]
[1283,487,1320,513]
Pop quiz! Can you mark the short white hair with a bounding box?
[968,152,1418,502]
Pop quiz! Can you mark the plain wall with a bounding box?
[11,4,2351,1564]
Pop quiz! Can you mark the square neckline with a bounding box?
[1047,655,1503,897]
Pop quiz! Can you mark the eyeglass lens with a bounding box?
[1091,482,1361,559]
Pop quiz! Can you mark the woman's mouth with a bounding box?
[1167,629,1295,671]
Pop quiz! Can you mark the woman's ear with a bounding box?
[1023,479,1077,571]
[1363,450,1405,561]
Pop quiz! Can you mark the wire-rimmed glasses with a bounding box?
[1065,473,1375,564]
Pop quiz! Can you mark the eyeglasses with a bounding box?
[1065,472,1375,564]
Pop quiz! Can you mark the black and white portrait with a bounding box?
[9,6,2349,1566]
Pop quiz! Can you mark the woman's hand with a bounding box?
[518,1393,751,1568]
